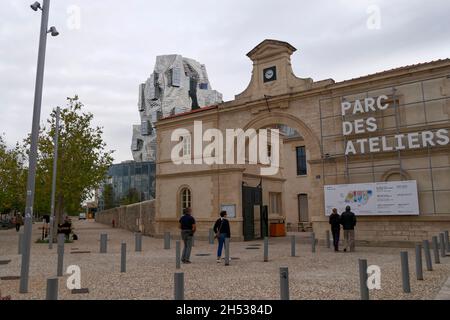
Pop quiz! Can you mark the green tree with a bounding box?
[120,188,140,206]
[103,183,115,210]
[0,135,26,215]
[25,96,114,228]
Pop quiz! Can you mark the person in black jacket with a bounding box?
[329,208,341,252]
[213,211,231,263]
[340,206,357,252]
[179,207,196,264]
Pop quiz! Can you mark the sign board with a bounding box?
[220,204,236,218]
[324,180,419,216]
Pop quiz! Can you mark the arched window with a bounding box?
[180,187,192,214]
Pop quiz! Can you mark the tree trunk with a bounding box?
[52,193,64,242]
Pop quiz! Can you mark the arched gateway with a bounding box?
[154,39,450,245]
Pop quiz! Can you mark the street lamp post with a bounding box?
[20,0,59,293]
[48,106,60,249]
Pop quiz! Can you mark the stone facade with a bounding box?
[152,39,450,245]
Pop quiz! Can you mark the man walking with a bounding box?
[340,206,357,252]
[329,208,341,252]
[15,213,23,232]
[179,207,196,264]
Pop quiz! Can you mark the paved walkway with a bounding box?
[1,220,449,300]
[435,277,450,300]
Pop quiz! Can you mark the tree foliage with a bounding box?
[25,96,114,221]
[0,135,26,214]
[103,184,115,210]
[120,187,141,206]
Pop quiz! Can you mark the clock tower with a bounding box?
[235,39,315,102]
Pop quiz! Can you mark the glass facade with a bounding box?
[98,161,156,210]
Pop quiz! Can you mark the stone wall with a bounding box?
[96,200,156,235]
[314,217,450,248]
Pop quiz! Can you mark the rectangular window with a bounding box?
[171,67,181,87]
[269,192,281,215]
[138,83,146,111]
[296,146,307,176]
[141,120,152,136]
[181,136,191,157]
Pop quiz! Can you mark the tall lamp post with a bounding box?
[48,106,60,249]
[20,0,59,293]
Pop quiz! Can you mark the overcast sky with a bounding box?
[1,0,450,163]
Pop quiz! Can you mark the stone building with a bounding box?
[153,39,450,245]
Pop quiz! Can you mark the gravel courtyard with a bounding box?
[0,220,449,300]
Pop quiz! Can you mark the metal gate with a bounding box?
[242,181,267,241]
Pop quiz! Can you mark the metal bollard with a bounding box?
[18,233,24,255]
[176,241,181,269]
[432,236,440,264]
[280,267,289,300]
[439,233,446,258]
[46,277,59,300]
[445,231,450,252]
[135,232,142,252]
[326,230,331,249]
[291,235,296,257]
[264,237,269,262]
[57,234,65,277]
[358,259,369,300]
[164,232,171,250]
[415,244,423,280]
[423,240,433,271]
[209,229,215,245]
[225,238,230,266]
[120,242,126,273]
[311,232,316,253]
[174,272,184,300]
[401,251,411,293]
[100,233,108,253]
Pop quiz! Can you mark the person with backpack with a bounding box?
[340,206,357,252]
[213,210,231,263]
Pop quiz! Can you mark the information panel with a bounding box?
[324,180,419,216]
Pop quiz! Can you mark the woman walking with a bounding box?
[213,211,231,263]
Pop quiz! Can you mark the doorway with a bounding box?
[298,194,309,222]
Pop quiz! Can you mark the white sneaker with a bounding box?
[217,258,221,263]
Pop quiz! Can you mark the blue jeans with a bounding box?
[217,233,227,258]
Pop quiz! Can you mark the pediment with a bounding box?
[247,39,296,61]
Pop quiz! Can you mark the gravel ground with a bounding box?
[0,220,449,300]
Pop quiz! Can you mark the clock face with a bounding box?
[265,69,274,80]
[263,66,276,83]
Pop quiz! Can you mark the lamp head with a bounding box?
[30,2,41,11]
[48,26,59,37]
